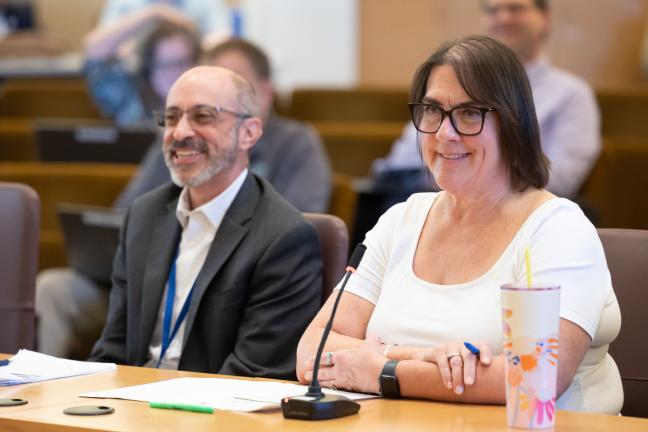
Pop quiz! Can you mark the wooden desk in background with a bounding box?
[0,361,646,432]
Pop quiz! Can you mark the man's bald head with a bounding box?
[168,66,259,118]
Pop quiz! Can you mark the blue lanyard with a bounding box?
[156,248,196,368]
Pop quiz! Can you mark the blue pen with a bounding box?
[464,342,480,358]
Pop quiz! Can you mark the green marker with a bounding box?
[149,401,214,414]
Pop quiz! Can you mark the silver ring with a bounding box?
[329,382,337,391]
[446,352,461,360]
[325,351,333,367]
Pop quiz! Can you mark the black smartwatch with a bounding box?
[379,359,401,398]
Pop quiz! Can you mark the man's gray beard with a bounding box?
[165,138,239,188]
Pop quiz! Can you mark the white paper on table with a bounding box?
[0,350,116,386]
[79,377,377,412]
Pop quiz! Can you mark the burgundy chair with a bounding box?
[598,228,648,418]
[303,213,349,305]
[0,182,40,352]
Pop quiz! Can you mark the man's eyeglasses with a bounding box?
[482,3,533,16]
[408,103,495,136]
[153,104,251,128]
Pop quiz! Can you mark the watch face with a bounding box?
[380,360,401,398]
[380,375,399,398]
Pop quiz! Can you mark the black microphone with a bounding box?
[282,243,367,420]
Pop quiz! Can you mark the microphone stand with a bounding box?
[282,243,367,420]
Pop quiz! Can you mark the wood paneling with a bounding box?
[360,0,648,89]
[32,0,104,52]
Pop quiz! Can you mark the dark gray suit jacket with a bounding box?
[90,173,322,380]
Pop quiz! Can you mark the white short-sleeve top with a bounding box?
[342,192,622,414]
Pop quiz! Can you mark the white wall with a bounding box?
[239,0,358,94]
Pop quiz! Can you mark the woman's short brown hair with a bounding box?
[410,35,549,191]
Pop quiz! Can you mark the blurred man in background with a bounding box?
[374,0,600,200]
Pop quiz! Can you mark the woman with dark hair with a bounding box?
[297,35,622,414]
[84,19,201,126]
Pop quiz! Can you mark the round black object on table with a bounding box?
[0,398,28,407]
[63,405,115,416]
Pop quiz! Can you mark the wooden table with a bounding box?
[0,363,646,432]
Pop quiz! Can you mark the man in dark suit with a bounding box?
[89,66,323,380]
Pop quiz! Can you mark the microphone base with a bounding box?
[281,394,360,420]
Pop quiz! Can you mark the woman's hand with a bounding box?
[419,341,493,395]
[302,336,385,394]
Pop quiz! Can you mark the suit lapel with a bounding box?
[138,198,181,363]
[182,173,261,345]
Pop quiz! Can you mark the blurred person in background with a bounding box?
[374,0,600,202]
[84,18,201,127]
[89,0,230,50]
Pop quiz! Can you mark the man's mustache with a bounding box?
[168,138,208,152]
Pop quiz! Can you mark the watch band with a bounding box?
[379,359,401,398]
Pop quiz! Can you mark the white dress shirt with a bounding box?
[526,57,601,198]
[374,57,601,198]
[145,169,248,369]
